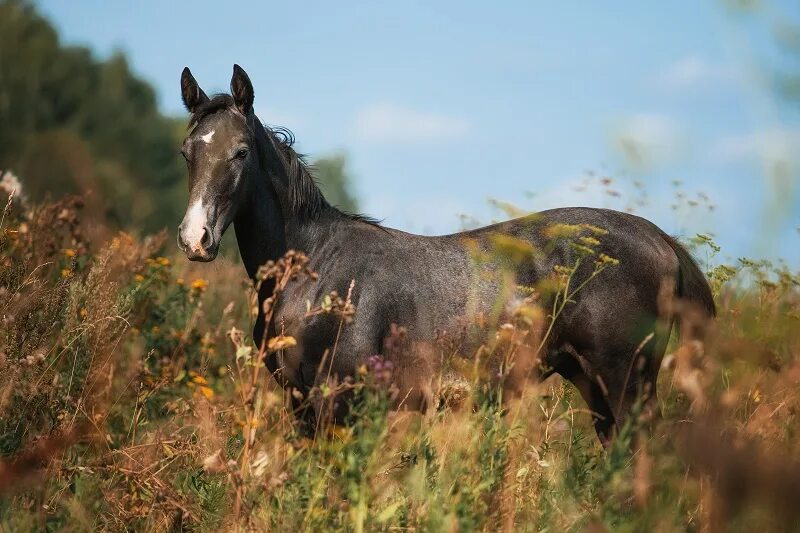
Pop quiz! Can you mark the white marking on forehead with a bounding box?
[182,199,207,252]
[200,130,215,144]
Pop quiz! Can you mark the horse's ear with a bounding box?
[181,67,209,113]
[230,64,254,115]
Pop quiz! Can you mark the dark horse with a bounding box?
[177,65,715,445]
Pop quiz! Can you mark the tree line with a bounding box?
[0,0,357,234]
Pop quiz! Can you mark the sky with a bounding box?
[37,0,800,266]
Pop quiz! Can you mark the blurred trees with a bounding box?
[0,0,185,232]
[0,0,359,234]
[313,154,359,214]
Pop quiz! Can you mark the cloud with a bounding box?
[657,56,737,90]
[613,113,683,169]
[353,103,471,143]
[711,128,800,166]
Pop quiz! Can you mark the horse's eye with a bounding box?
[235,148,249,160]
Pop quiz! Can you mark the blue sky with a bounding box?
[37,1,800,265]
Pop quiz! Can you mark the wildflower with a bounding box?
[134,274,145,283]
[156,256,170,267]
[79,308,87,319]
[582,224,609,236]
[570,243,596,256]
[543,223,583,239]
[191,278,208,291]
[176,278,184,285]
[60,268,72,278]
[190,372,208,385]
[63,248,76,258]
[496,323,515,342]
[578,236,601,247]
[750,388,762,404]
[198,385,215,400]
[251,451,270,478]
[267,335,297,352]
[0,170,26,204]
[150,326,160,334]
[366,354,394,385]
[202,449,229,474]
[596,253,620,266]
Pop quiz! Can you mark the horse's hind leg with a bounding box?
[598,334,668,443]
[551,350,616,446]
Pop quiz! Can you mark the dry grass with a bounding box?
[0,193,799,532]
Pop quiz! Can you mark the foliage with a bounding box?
[0,190,799,532]
[312,154,360,215]
[0,0,186,232]
[0,0,361,236]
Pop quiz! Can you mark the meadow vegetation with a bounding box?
[2,2,799,529]
[0,181,798,532]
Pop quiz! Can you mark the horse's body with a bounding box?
[177,66,715,444]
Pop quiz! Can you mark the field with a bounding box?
[0,187,798,533]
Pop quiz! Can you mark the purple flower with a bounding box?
[366,354,394,385]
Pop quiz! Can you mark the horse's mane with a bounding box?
[189,94,380,225]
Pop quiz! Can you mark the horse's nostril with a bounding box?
[177,226,186,249]
[200,227,212,248]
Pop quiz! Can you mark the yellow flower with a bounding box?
[61,268,72,278]
[134,274,145,283]
[199,386,215,400]
[578,236,601,247]
[750,388,761,404]
[543,223,583,239]
[151,326,160,334]
[156,256,171,267]
[267,335,297,352]
[176,278,184,286]
[597,253,620,266]
[191,278,208,291]
[79,308,87,318]
[64,248,76,258]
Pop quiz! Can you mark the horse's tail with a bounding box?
[660,233,716,318]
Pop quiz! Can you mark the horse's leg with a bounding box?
[596,329,669,442]
[551,349,616,446]
[291,391,318,438]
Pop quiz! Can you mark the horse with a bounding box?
[176,65,715,445]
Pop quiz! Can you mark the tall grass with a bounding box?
[0,191,799,532]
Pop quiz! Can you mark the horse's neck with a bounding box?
[235,123,341,280]
[233,174,287,280]
[232,169,335,281]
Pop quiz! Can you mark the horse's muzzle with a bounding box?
[177,224,218,261]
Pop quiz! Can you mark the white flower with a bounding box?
[0,170,25,205]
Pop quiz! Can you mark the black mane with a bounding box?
[189,94,380,225]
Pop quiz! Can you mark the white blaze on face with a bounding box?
[200,130,215,144]
[183,199,208,252]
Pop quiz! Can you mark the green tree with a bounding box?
[312,154,359,213]
[0,0,185,232]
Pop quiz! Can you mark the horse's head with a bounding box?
[177,65,258,261]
